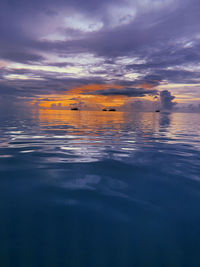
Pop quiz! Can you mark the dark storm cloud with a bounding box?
[135,69,200,85]
[0,83,20,95]
[0,0,199,57]
[126,44,200,71]
[0,75,106,98]
[160,90,176,110]
[84,87,158,97]
[125,42,200,84]
[1,0,200,99]
[31,0,200,59]
[0,52,45,64]
[155,69,200,84]
[46,62,75,67]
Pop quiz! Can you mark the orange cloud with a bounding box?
[31,83,157,110]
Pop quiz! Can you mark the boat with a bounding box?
[71,107,79,110]
[102,108,107,111]
[109,108,116,111]
[155,109,160,112]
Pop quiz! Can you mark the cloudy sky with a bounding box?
[0,0,200,111]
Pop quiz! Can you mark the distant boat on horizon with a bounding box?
[102,108,107,111]
[109,108,116,111]
[155,109,160,112]
[71,107,79,111]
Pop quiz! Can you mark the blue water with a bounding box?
[0,110,200,267]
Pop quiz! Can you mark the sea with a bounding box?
[0,110,200,267]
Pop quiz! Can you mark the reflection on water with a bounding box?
[36,110,125,130]
[159,112,171,127]
[0,110,200,267]
[2,110,199,163]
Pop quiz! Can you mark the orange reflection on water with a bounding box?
[36,109,126,136]
[34,109,167,140]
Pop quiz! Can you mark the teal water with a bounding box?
[0,110,200,267]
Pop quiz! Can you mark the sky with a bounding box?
[0,0,200,112]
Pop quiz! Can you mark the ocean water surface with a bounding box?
[0,110,200,267]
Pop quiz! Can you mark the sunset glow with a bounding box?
[31,83,159,111]
[1,0,200,266]
[0,0,199,113]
